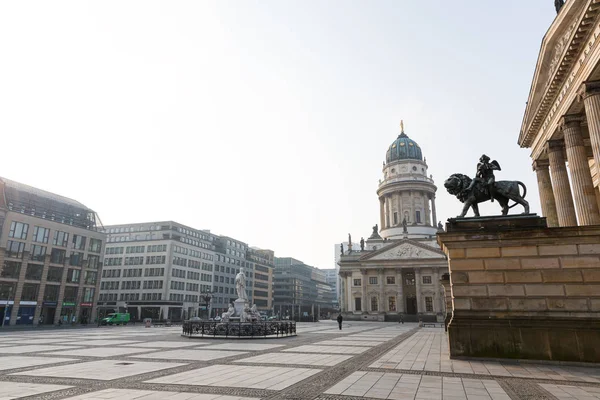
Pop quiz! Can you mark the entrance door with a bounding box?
[406,297,417,314]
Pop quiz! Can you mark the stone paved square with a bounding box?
[132,349,247,361]
[0,344,80,353]
[12,359,186,380]
[0,356,76,371]
[199,343,284,351]
[62,388,259,399]
[283,344,370,354]
[0,322,599,399]
[235,352,353,366]
[42,347,160,358]
[0,381,72,399]
[147,364,321,390]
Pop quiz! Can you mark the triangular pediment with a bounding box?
[361,239,446,261]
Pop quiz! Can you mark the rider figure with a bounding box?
[467,154,501,202]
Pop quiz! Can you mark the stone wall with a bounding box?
[437,215,600,363]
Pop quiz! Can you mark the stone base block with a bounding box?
[448,316,600,363]
[233,299,248,317]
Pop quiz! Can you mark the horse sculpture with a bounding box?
[444,173,529,218]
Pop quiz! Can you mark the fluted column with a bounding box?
[379,198,385,231]
[378,268,384,312]
[548,140,577,226]
[562,115,600,225]
[396,268,404,314]
[424,193,431,225]
[431,196,438,227]
[360,269,367,313]
[532,159,559,227]
[580,81,600,171]
[414,269,422,315]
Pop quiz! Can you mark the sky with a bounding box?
[0,1,558,269]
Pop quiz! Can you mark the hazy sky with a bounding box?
[0,1,557,269]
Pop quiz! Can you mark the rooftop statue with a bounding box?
[555,0,565,14]
[444,155,529,218]
[402,217,408,233]
[235,268,248,301]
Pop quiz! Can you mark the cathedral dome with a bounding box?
[386,132,423,163]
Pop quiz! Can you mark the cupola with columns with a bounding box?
[377,122,438,239]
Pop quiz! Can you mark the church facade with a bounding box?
[338,125,448,322]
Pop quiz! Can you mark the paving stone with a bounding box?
[132,349,247,361]
[0,381,72,399]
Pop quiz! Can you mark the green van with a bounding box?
[101,313,130,326]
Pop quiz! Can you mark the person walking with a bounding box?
[337,313,343,330]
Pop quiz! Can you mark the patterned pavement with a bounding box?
[0,322,599,399]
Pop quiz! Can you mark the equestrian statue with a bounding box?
[444,154,529,218]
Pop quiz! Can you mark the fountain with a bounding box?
[182,267,296,338]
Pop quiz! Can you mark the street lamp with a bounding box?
[1,286,13,328]
[199,293,212,320]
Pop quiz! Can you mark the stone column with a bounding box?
[533,159,559,227]
[562,115,600,225]
[377,268,384,312]
[339,272,346,312]
[431,196,438,227]
[580,81,600,171]
[360,269,367,313]
[548,140,577,226]
[379,198,385,231]
[396,268,404,314]
[433,268,440,313]
[384,197,390,228]
[424,193,431,225]
[414,269,422,315]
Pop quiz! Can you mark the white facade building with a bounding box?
[338,125,448,322]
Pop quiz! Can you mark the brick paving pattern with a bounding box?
[0,321,599,399]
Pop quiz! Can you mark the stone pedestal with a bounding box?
[437,215,600,363]
[234,299,248,317]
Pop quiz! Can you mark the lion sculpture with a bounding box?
[444,173,529,218]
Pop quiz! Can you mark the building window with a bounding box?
[9,222,28,239]
[6,240,25,259]
[388,296,396,312]
[43,284,60,301]
[369,277,378,285]
[21,283,39,301]
[1,261,21,279]
[353,279,361,286]
[386,276,395,285]
[371,296,378,312]
[416,211,421,224]
[69,252,84,267]
[89,238,102,253]
[50,248,66,264]
[355,297,362,311]
[84,271,97,285]
[425,297,433,312]
[32,226,50,243]
[405,274,415,286]
[422,276,432,284]
[31,245,47,262]
[72,235,86,251]
[63,286,78,302]
[393,212,398,225]
[83,287,95,303]
[53,231,69,247]
[47,267,63,282]
[67,268,80,283]
[25,264,43,280]
[88,255,100,270]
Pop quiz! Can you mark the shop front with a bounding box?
[40,301,57,325]
[0,301,14,326]
[16,301,37,325]
[79,303,93,324]
[60,302,76,323]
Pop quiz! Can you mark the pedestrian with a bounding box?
[337,313,343,330]
[399,315,403,324]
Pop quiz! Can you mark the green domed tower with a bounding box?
[377,122,438,239]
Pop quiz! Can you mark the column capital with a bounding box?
[360,268,367,276]
[532,159,550,171]
[560,114,584,129]
[547,139,566,153]
[579,80,600,100]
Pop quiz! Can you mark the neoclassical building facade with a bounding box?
[338,126,448,322]
[520,1,600,227]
